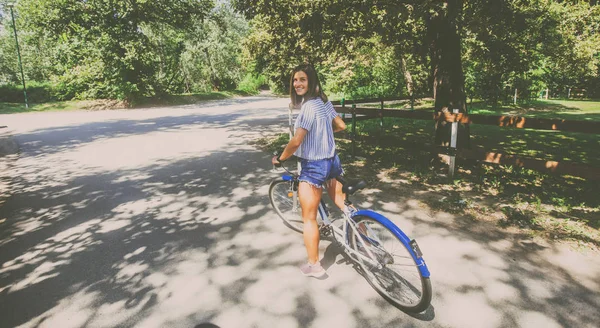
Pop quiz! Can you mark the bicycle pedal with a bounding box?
[336,258,349,265]
[318,225,332,236]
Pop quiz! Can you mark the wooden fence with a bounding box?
[332,97,600,180]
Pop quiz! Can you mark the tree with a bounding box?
[180,3,249,93]
[234,0,469,147]
[426,1,469,148]
[0,29,19,84]
[16,0,213,100]
[235,0,600,149]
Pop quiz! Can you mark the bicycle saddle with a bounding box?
[336,176,367,195]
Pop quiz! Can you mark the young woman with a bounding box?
[272,63,347,278]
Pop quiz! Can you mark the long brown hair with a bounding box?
[289,63,328,108]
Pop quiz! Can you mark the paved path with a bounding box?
[0,96,598,328]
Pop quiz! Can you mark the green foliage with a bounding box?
[10,0,214,101]
[2,0,599,104]
[321,37,409,99]
[0,31,19,84]
[180,4,249,93]
[543,3,600,97]
[0,81,56,103]
[461,1,600,104]
[235,0,430,97]
[236,0,600,103]
[251,132,290,154]
[237,73,268,94]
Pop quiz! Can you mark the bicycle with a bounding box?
[269,160,433,313]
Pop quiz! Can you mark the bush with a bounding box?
[0,81,61,103]
[237,73,268,94]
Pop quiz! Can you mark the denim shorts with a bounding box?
[299,154,344,188]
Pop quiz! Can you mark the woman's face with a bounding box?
[293,71,309,96]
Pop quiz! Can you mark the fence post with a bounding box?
[351,103,356,159]
[341,98,345,120]
[568,88,571,99]
[449,109,459,179]
[514,88,518,105]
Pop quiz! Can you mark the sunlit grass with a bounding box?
[346,111,600,167]
[0,90,255,114]
[134,91,254,108]
[341,97,600,121]
[0,101,91,114]
[468,99,600,121]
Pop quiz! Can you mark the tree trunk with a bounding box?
[428,0,470,149]
[401,57,414,96]
[397,48,414,97]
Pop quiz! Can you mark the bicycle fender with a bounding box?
[353,209,431,278]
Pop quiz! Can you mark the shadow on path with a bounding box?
[0,99,598,328]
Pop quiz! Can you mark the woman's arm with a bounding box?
[272,128,308,164]
[332,115,346,133]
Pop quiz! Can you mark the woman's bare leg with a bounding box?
[326,178,346,211]
[298,181,322,264]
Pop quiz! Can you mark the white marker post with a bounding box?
[449,109,459,179]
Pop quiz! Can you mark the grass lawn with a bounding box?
[0,101,92,114]
[0,90,253,115]
[351,98,600,166]
[468,99,600,121]
[359,98,600,121]
[352,117,600,167]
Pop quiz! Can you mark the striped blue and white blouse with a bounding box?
[293,97,338,160]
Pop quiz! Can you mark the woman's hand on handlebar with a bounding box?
[272,155,282,167]
[272,151,286,167]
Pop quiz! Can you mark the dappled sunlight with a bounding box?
[517,311,563,328]
[214,306,298,328]
[1,97,598,328]
[4,205,68,240]
[436,292,502,328]
[244,267,306,314]
[0,101,296,327]
[341,177,600,327]
[62,129,229,171]
[19,289,102,328]
[2,259,65,292]
[543,247,600,292]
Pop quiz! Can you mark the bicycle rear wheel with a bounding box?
[349,215,432,313]
[269,179,303,233]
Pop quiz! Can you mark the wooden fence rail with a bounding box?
[335,106,600,134]
[332,100,600,180]
[330,96,415,106]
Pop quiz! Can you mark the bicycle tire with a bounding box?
[348,214,432,313]
[269,179,303,233]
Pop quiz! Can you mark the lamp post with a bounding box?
[7,1,28,109]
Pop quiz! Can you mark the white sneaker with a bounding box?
[299,261,326,278]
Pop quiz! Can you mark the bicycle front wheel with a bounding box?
[349,215,432,313]
[269,179,303,233]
